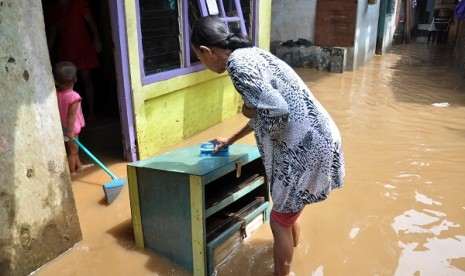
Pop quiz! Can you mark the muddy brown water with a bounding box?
[32,43,465,276]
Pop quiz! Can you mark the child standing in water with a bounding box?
[53,61,93,174]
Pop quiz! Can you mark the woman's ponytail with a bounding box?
[191,15,252,50]
[222,32,252,50]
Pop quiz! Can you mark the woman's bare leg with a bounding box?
[271,220,295,276]
[292,218,301,247]
[66,140,79,173]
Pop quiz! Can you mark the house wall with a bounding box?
[0,0,82,275]
[270,0,381,71]
[378,14,396,54]
[377,0,399,55]
[348,0,381,71]
[123,1,272,159]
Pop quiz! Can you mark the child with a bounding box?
[53,61,93,174]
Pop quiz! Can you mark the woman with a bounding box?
[191,16,345,276]
[46,0,102,120]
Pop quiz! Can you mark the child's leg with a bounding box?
[74,136,94,171]
[75,152,84,170]
[75,153,94,171]
[66,139,79,173]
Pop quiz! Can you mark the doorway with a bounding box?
[41,0,124,159]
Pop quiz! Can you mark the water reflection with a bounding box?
[395,236,465,275]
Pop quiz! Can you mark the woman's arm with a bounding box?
[242,103,257,119]
[228,58,289,137]
[83,14,102,53]
[213,123,253,152]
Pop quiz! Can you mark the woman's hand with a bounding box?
[242,104,257,119]
[211,123,254,152]
[212,137,230,152]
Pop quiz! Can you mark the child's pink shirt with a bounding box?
[57,89,85,135]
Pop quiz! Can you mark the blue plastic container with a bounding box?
[199,142,230,157]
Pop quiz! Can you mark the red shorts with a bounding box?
[270,210,302,228]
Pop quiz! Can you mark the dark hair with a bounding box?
[191,15,252,50]
[52,61,77,88]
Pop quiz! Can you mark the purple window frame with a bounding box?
[135,0,258,86]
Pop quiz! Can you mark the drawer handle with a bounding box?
[238,174,260,190]
[236,161,242,178]
[235,216,247,239]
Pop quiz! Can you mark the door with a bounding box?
[315,0,358,47]
[108,0,138,161]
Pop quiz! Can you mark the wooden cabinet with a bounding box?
[127,144,270,275]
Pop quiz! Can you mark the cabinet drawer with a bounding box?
[205,175,265,218]
[206,198,270,275]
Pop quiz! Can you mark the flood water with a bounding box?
[32,42,465,276]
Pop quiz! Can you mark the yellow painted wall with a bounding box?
[124,1,272,159]
[258,1,272,50]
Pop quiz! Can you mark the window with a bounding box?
[138,0,200,76]
[137,0,256,84]
[198,0,247,34]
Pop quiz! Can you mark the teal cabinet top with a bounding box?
[129,144,260,176]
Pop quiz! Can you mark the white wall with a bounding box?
[380,14,397,54]
[270,0,316,45]
[350,0,381,70]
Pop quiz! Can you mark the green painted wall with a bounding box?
[124,1,272,159]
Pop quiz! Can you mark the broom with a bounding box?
[63,127,125,204]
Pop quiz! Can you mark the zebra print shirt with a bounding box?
[227,47,345,213]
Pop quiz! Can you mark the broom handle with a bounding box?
[62,127,118,180]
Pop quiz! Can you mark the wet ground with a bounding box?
[32,42,465,276]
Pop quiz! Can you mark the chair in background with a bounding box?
[427,17,452,43]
